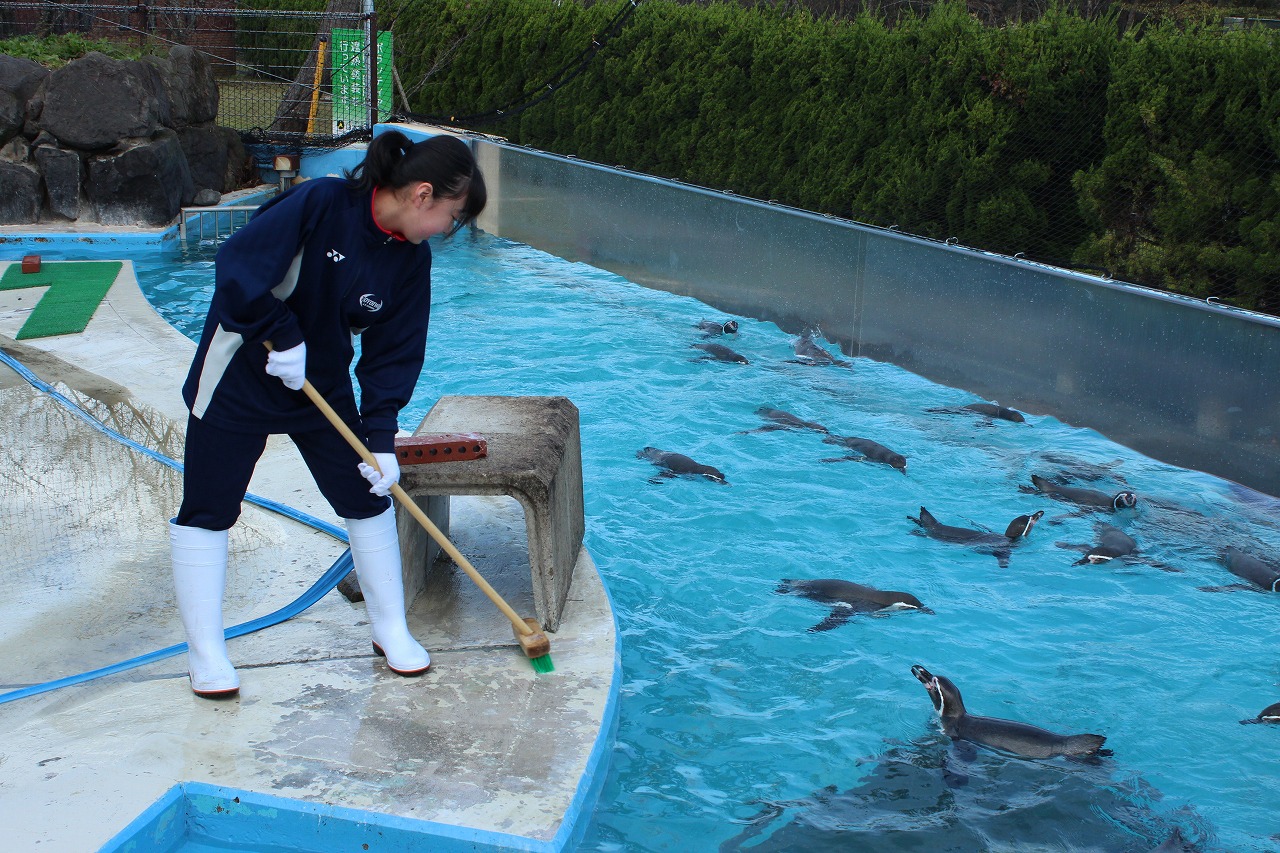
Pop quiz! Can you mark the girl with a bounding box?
[171,130,486,698]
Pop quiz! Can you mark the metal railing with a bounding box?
[178,204,260,242]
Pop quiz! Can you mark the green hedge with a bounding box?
[393,0,1278,311]
[1073,19,1280,306]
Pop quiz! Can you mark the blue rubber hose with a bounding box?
[0,347,353,705]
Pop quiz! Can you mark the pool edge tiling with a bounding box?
[0,253,619,852]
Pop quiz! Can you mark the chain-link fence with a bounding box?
[0,0,386,146]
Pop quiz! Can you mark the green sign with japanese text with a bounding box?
[331,28,392,134]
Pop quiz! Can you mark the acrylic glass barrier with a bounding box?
[471,140,1279,498]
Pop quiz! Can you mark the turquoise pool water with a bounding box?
[138,232,1278,852]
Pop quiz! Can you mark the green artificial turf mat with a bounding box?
[0,261,123,340]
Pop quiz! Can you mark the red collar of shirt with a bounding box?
[371,187,407,242]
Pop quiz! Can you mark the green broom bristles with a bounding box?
[530,653,555,673]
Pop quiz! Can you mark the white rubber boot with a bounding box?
[170,521,240,698]
[346,506,431,676]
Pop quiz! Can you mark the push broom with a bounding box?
[266,344,554,672]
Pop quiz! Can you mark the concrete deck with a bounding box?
[0,257,618,851]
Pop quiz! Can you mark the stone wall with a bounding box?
[0,46,256,227]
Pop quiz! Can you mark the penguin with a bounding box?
[911,664,1113,759]
[695,318,739,335]
[1072,524,1139,565]
[908,507,1044,568]
[737,406,829,435]
[1224,547,1280,592]
[1029,474,1138,511]
[925,402,1027,423]
[691,342,749,364]
[962,402,1026,422]
[821,434,907,473]
[1239,701,1280,725]
[637,447,727,484]
[777,578,933,631]
[790,330,852,367]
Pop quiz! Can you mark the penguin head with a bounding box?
[722,320,739,334]
[1005,510,1045,538]
[1113,491,1139,510]
[912,665,965,718]
[892,592,931,613]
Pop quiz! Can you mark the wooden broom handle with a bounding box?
[266,343,534,636]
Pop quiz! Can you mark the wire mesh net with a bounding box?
[0,0,379,149]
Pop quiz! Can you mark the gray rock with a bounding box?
[86,130,193,225]
[0,54,48,105]
[35,145,82,220]
[177,123,230,194]
[144,45,218,128]
[40,52,170,150]
[219,125,253,191]
[0,161,43,224]
[0,134,28,162]
[193,187,221,206]
[0,89,22,146]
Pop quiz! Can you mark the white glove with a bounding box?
[358,452,400,496]
[265,341,307,390]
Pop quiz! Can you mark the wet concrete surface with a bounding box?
[0,258,617,851]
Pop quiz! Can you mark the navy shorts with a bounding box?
[175,414,390,530]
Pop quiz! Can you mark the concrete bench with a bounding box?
[396,395,585,632]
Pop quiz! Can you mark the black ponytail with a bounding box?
[346,130,487,230]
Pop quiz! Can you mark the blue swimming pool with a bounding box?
[134,230,1280,852]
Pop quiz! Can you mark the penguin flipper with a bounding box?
[948,739,980,762]
[809,608,854,632]
[1197,583,1256,593]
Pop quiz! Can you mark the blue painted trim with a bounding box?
[184,783,564,853]
[98,784,186,853]
[545,572,624,853]
[101,781,575,853]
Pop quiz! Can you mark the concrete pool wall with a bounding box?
[456,132,1279,499]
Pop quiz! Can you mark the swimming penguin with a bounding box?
[1239,701,1280,725]
[637,447,727,484]
[963,402,1025,422]
[695,318,739,335]
[1071,524,1138,565]
[1224,546,1280,592]
[777,578,933,631]
[791,330,852,367]
[925,402,1026,423]
[1029,474,1138,511]
[737,406,829,435]
[908,507,1044,568]
[821,434,907,473]
[691,342,749,364]
[911,664,1113,759]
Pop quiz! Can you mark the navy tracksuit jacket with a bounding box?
[182,177,433,453]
